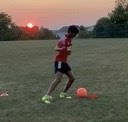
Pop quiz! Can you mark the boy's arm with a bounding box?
[55,46,72,52]
[55,40,65,51]
[55,39,72,52]
[55,46,65,51]
[67,46,72,55]
[67,46,71,51]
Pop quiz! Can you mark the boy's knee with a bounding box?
[70,77,75,82]
[55,78,61,83]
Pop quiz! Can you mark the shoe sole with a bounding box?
[41,98,51,104]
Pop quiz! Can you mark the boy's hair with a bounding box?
[68,25,79,34]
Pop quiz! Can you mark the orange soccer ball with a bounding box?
[76,88,88,98]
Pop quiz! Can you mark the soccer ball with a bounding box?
[76,88,88,98]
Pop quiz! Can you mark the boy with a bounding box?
[42,25,79,104]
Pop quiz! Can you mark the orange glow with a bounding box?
[0,0,115,29]
[27,23,34,28]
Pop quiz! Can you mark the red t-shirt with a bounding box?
[55,35,72,62]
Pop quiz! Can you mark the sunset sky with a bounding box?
[0,0,115,29]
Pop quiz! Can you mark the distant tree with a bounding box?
[93,0,128,38]
[78,25,89,38]
[38,27,56,40]
[93,17,112,37]
[0,12,11,40]
[0,12,21,41]
[115,0,128,9]
[109,4,127,24]
[19,26,39,40]
[109,1,128,37]
[79,25,86,31]
[6,24,21,40]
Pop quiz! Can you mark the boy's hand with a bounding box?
[67,51,71,55]
[67,46,72,55]
[55,46,68,51]
[55,47,65,51]
[67,46,71,51]
[55,46,72,55]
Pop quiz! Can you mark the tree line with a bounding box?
[93,0,128,38]
[0,0,128,41]
[78,0,128,38]
[0,12,56,41]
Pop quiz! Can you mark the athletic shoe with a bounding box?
[41,95,52,104]
[59,92,72,99]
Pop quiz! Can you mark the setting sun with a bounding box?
[27,23,34,28]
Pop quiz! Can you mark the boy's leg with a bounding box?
[46,71,63,95]
[63,71,75,92]
[42,72,63,104]
[59,71,75,99]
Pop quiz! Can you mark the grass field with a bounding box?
[0,39,128,122]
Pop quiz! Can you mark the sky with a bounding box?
[0,0,115,29]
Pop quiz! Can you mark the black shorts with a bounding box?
[54,61,71,74]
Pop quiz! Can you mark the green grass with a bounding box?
[0,39,128,122]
